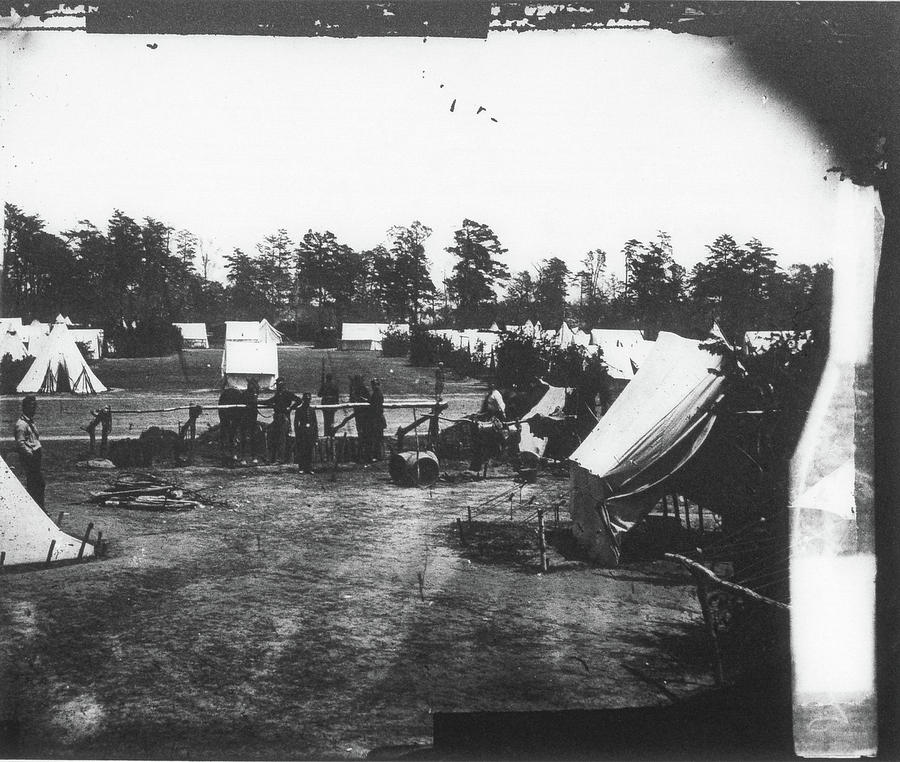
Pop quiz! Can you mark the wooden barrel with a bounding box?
[389,450,440,487]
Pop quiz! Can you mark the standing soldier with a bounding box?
[84,404,113,456]
[319,372,340,437]
[434,361,445,402]
[350,374,371,463]
[293,392,318,474]
[258,378,301,464]
[14,395,46,510]
[368,378,387,462]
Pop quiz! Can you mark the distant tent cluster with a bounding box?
[16,318,107,394]
[0,314,107,395]
[221,319,282,389]
[340,323,410,351]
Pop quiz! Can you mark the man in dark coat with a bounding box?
[259,378,301,463]
[368,378,387,462]
[293,392,318,474]
[319,372,340,437]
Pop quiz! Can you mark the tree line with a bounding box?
[3,203,831,348]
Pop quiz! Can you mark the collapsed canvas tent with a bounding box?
[17,321,107,394]
[568,332,725,565]
[340,322,409,351]
[225,320,283,344]
[69,328,105,360]
[0,328,28,362]
[221,340,278,389]
[518,385,568,459]
[0,454,94,566]
[173,322,210,349]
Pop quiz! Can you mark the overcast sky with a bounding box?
[2,27,845,285]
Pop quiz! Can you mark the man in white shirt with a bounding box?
[14,395,46,510]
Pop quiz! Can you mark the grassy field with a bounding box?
[89,347,464,396]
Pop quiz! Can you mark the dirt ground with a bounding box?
[0,430,719,760]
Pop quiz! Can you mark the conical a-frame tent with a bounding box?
[0,454,94,566]
[17,321,107,394]
[0,329,28,362]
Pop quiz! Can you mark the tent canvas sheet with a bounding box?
[69,328,104,360]
[173,322,210,349]
[518,385,568,459]
[568,332,725,565]
[0,317,23,334]
[0,454,94,566]
[340,323,409,351]
[221,340,278,389]
[17,322,107,394]
[257,318,284,344]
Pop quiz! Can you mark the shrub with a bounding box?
[313,326,339,348]
[105,318,182,357]
[380,325,411,357]
[409,326,454,366]
[0,354,31,393]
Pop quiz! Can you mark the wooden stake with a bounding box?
[467,505,472,525]
[662,495,669,518]
[45,539,56,566]
[0,551,5,571]
[457,518,467,546]
[537,508,548,572]
[417,571,425,602]
[77,522,94,560]
[673,494,681,524]
[56,511,65,527]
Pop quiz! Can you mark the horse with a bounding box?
[218,382,260,463]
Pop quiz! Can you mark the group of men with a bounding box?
[246,373,387,472]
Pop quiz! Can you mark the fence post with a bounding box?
[45,539,56,566]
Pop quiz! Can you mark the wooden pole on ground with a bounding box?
[77,522,94,560]
[673,495,681,524]
[467,505,472,525]
[694,571,725,686]
[662,495,669,518]
[0,551,5,572]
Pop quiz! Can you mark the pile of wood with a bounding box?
[89,478,201,511]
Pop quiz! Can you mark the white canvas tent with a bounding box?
[221,340,278,389]
[55,313,75,327]
[568,332,725,565]
[258,318,284,344]
[22,319,50,353]
[0,329,28,362]
[518,385,568,460]
[590,329,652,380]
[0,454,95,566]
[556,321,575,347]
[225,320,283,344]
[340,323,409,351]
[0,317,23,334]
[69,328,105,360]
[173,322,210,349]
[17,321,107,394]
